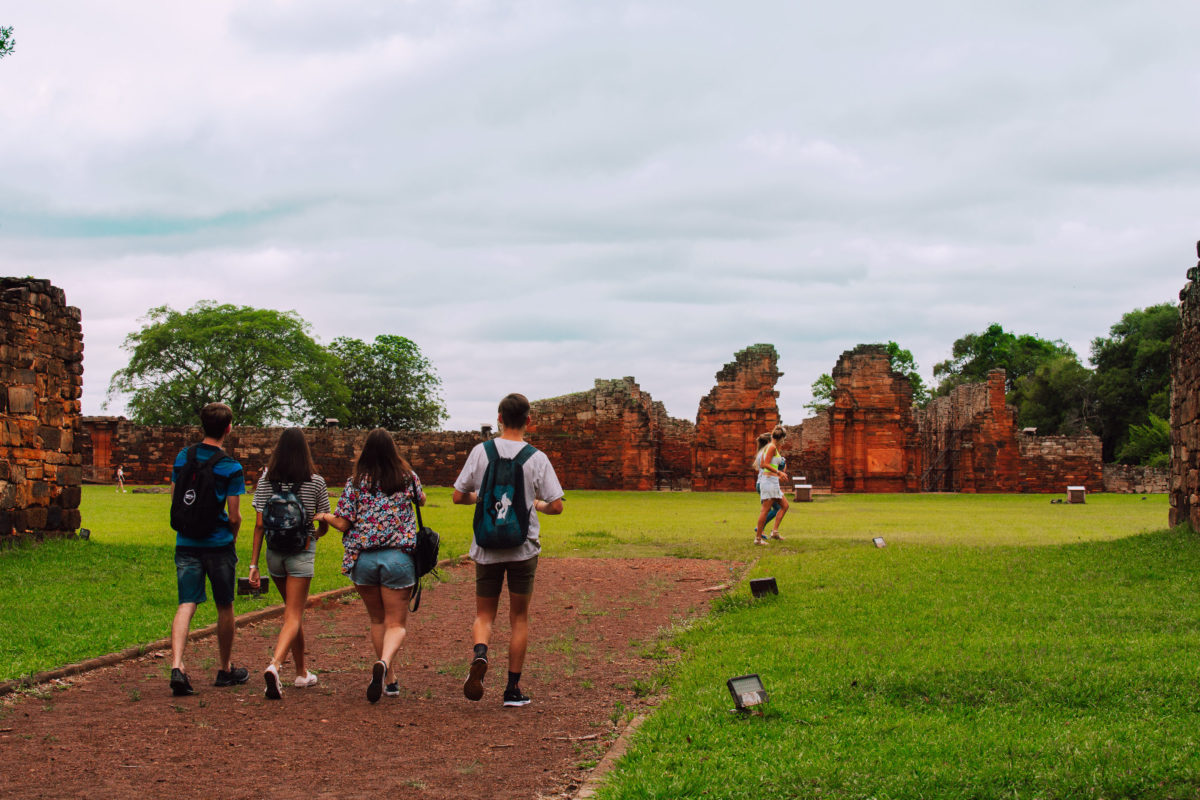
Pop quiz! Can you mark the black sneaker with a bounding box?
[502,687,531,707]
[214,665,250,686]
[367,660,386,703]
[169,668,196,697]
[463,656,488,701]
[384,682,400,698]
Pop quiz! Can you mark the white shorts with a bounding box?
[758,475,783,501]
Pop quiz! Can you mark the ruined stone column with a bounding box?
[0,278,84,538]
[692,344,781,491]
[1170,242,1200,529]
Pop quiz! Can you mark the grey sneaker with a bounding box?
[502,687,531,707]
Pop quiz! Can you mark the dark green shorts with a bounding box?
[475,556,538,598]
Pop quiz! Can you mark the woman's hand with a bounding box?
[247,564,260,590]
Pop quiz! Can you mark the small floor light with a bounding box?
[872,537,886,548]
[728,674,769,714]
[749,577,778,598]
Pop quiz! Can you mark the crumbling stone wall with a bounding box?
[654,403,695,490]
[918,369,1102,493]
[782,415,831,487]
[830,345,921,492]
[0,278,83,537]
[528,378,671,490]
[79,419,483,490]
[1170,242,1200,528]
[692,345,781,491]
[1103,464,1168,494]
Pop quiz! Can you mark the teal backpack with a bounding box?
[473,439,537,549]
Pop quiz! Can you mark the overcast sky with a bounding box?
[2,1,1196,430]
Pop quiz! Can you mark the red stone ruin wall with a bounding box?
[0,278,84,537]
[1170,242,1200,528]
[782,414,831,487]
[527,378,664,491]
[691,344,781,491]
[829,345,921,492]
[79,419,483,490]
[1017,434,1103,493]
[653,402,695,490]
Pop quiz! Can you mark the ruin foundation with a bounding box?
[1170,242,1200,528]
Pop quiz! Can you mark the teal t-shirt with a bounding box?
[172,443,246,548]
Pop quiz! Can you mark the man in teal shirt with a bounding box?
[168,402,249,696]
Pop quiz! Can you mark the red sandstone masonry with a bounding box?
[1103,464,1168,494]
[1171,242,1200,528]
[0,278,83,536]
[829,346,921,493]
[692,344,781,491]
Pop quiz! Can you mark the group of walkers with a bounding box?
[753,426,790,545]
[166,393,564,708]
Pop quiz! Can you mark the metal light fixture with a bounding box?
[749,577,778,598]
[727,674,768,713]
[872,537,886,548]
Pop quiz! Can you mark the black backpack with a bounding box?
[472,440,537,549]
[170,445,227,539]
[263,481,309,554]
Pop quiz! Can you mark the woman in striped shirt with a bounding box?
[248,428,330,700]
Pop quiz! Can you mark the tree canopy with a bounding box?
[1090,303,1179,461]
[107,302,346,426]
[0,27,14,60]
[323,335,447,431]
[933,323,1077,396]
[1009,354,1096,435]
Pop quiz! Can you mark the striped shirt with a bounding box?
[252,471,331,534]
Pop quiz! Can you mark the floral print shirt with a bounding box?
[334,473,425,576]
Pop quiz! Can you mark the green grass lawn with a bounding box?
[0,486,1188,798]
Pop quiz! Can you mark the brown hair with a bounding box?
[265,428,317,485]
[756,433,771,448]
[498,393,530,430]
[199,402,233,438]
[352,428,413,495]
[771,425,787,442]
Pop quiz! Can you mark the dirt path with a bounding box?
[1,558,737,800]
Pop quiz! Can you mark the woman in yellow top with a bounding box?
[754,426,790,545]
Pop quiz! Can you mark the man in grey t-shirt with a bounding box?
[453,393,564,707]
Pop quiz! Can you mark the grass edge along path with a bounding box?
[595,526,1200,800]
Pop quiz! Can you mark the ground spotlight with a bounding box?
[727,674,769,713]
[872,537,886,548]
[749,577,778,598]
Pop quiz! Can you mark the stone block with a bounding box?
[7,386,35,414]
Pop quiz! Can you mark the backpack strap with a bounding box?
[409,472,425,613]
[514,444,537,466]
[483,438,499,463]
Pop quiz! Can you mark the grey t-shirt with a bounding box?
[453,438,564,565]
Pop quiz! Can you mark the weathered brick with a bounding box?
[1171,242,1200,528]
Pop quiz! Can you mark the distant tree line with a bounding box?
[805,303,1179,467]
[106,302,447,431]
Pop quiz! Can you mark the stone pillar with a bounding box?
[0,278,84,537]
[829,345,922,493]
[692,344,782,491]
[1170,241,1200,529]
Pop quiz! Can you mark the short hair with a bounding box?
[199,402,233,438]
[757,433,771,447]
[771,425,787,441]
[498,393,530,430]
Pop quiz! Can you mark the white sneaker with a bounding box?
[293,671,318,688]
[264,663,283,700]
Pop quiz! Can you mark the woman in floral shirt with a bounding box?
[316,428,426,703]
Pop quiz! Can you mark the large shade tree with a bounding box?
[1090,303,1179,462]
[107,302,346,426]
[323,335,447,430]
[933,323,1077,396]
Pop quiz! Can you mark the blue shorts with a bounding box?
[176,545,237,607]
[350,548,415,590]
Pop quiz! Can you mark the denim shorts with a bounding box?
[176,545,237,606]
[475,556,538,599]
[350,548,415,590]
[266,542,316,580]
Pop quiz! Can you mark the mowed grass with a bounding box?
[598,527,1200,800]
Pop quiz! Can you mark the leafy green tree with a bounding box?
[933,323,1076,395]
[1010,354,1096,435]
[107,302,346,426]
[805,341,928,413]
[1090,303,1179,461]
[323,335,447,430]
[1115,414,1170,468]
[0,27,14,60]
